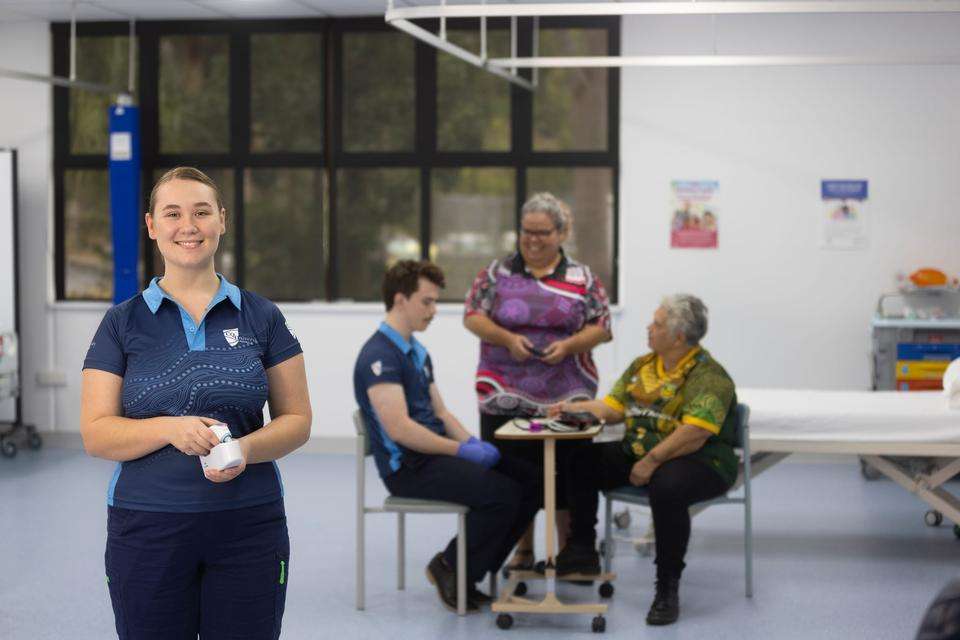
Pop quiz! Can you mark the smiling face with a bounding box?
[145,178,225,273]
[519,210,566,268]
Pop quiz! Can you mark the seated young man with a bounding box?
[549,294,738,626]
[353,260,540,613]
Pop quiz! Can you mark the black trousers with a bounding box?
[480,412,585,510]
[565,441,730,580]
[384,453,540,584]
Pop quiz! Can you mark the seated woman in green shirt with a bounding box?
[548,294,738,626]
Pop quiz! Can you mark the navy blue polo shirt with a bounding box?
[83,275,302,512]
[354,322,445,479]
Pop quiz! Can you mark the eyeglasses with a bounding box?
[520,227,557,238]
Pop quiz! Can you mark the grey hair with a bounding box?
[661,294,708,346]
[521,192,571,234]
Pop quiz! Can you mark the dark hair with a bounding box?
[917,579,960,640]
[148,166,224,214]
[382,260,445,310]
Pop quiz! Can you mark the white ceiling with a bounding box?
[0,1,907,23]
[0,0,400,22]
[0,0,613,22]
[0,0,598,21]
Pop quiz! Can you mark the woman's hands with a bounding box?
[203,438,250,483]
[629,457,658,486]
[168,416,249,483]
[505,333,571,364]
[545,401,568,418]
[506,333,536,362]
[545,400,591,418]
[540,339,570,365]
[168,416,222,456]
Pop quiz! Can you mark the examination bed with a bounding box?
[740,388,960,536]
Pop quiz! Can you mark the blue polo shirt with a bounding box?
[83,275,302,513]
[354,322,446,479]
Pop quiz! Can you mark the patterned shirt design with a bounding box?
[602,347,739,486]
[83,276,302,512]
[465,252,611,416]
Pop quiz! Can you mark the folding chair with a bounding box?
[602,402,753,597]
[354,410,470,615]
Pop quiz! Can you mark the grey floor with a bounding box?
[1,447,956,640]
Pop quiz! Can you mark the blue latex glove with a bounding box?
[479,441,501,468]
[456,439,488,466]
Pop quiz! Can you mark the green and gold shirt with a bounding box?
[602,347,738,486]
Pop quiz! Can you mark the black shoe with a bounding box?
[425,553,479,613]
[535,559,595,585]
[555,543,600,577]
[469,585,493,607]
[646,577,680,625]
[503,548,535,576]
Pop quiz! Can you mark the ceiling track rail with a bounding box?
[385,1,960,87]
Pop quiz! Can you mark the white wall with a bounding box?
[617,12,960,391]
[0,22,54,431]
[4,13,960,441]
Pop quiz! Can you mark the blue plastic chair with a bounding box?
[602,403,753,597]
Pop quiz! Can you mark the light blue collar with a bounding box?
[378,321,427,369]
[142,274,241,314]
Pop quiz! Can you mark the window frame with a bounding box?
[52,15,619,303]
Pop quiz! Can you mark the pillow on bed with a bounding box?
[943,358,960,410]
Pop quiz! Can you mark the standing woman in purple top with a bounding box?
[463,192,612,573]
[80,167,312,640]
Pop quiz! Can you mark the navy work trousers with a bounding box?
[105,499,289,640]
[566,442,730,580]
[384,453,540,584]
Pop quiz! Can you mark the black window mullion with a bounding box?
[229,33,250,289]
[139,27,160,289]
[233,167,245,288]
[139,28,159,173]
[514,18,535,220]
[322,21,335,301]
[516,165,526,230]
[608,20,620,304]
[420,167,431,262]
[416,40,436,261]
[328,23,344,300]
[230,33,251,162]
[140,167,152,286]
[607,20,620,161]
[52,27,70,300]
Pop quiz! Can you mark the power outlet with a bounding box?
[36,370,67,387]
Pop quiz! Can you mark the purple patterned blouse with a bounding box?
[464,252,612,416]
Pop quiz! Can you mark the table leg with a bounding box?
[544,438,557,595]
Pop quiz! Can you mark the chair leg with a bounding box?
[357,507,365,611]
[745,497,754,598]
[603,496,614,573]
[489,571,497,600]
[457,513,467,616]
[397,512,405,591]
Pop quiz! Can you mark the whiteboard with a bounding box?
[0,149,17,422]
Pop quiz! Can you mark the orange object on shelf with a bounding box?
[909,268,948,288]
[896,379,943,391]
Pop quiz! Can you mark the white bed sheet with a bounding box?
[738,388,960,443]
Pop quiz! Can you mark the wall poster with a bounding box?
[821,179,869,250]
[670,180,718,249]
